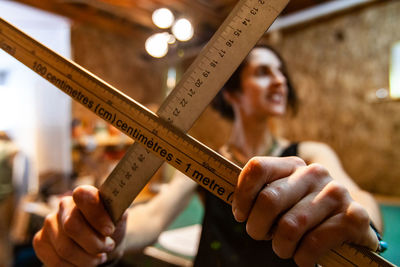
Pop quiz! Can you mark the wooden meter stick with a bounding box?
[99,0,290,223]
[0,3,395,267]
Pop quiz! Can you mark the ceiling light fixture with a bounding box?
[145,32,170,58]
[152,8,174,29]
[147,8,194,58]
[172,18,194,42]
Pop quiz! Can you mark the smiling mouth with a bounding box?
[268,93,284,103]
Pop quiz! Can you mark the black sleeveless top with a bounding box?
[194,144,299,267]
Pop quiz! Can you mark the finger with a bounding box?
[271,181,351,259]
[245,164,333,241]
[233,156,306,222]
[59,197,115,254]
[293,202,377,267]
[245,176,306,240]
[43,212,107,266]
[111,211,128,245]
[73,185,115,236]
[33,227,76,267]
[35,233,74,267]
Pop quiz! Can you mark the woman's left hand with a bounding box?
[232,156,379,267]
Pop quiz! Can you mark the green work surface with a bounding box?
[167,195,204,230]
[380,204,400,265]
[153,195,204,260]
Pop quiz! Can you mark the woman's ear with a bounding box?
[222,90,240,105]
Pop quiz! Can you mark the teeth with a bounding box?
[270,94,282,101]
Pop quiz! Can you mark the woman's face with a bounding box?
[236,47,288,119]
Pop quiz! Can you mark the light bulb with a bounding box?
[172,18,194,42]
[152,8,174,29]
[145,33,170,58]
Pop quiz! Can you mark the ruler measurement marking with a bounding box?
[1,32,109,108]
[1,28,237,189]
[2,0,394,264]
[331,249,358,266]
[3,30,140,123]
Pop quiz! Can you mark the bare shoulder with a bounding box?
[298,141,339,163]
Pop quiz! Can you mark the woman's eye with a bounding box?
[254,66,269,77]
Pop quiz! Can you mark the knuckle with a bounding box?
[244,157,265,178]
[306,163,329,178]
[257,187,281,212]
[345,202,370,228]
[43,214,55,229]
[246,223,264,241]
[277,215,305,242]
[63,213,79,236]
[289,156,306,167]
[72,185,87,197]
[58,196,73,211]
[325,181,348,202]
[55,242,73,259]
[73,185,97,206]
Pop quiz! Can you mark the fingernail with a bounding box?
[105,237,115,252]
[233,207,244,222]
[99,253,107,264]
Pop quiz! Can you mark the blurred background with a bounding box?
[0,0,399,266]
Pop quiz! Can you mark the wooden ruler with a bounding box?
[99,0,290,223]
[0,1,395,266]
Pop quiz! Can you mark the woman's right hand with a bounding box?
[33,185,127,267]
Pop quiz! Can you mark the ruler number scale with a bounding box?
[101,0,289,222]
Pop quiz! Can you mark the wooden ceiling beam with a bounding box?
[62,0,155,29]
[13,0,149,41]
[151,0,223,27]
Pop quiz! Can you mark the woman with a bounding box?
[195,44,382,266]
[33,45,382,267]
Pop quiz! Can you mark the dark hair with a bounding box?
[212,44,298,120]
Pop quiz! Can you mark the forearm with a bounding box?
[124,174,197,253]
[123,204,166,252]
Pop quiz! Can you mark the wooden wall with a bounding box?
[71,1,400,196]
[191,1,400,196]
[70,23,170,142]
[71,23,164,120]
[271,1,400,195]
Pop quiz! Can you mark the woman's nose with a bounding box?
[271,69,285,85]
